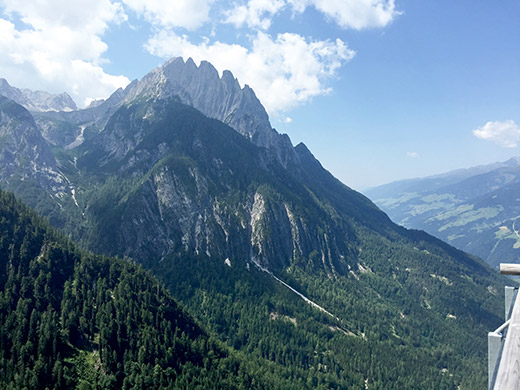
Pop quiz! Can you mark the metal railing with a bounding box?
[488,264,520,389]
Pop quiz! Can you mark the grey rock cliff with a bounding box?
[0,96,66,194]
[21,88,77,112]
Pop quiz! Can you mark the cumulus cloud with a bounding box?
[473,120,520,148]
[136,0,397,114]
[1,0,127,33]
[406,152,419,158]
[309,0,399,29]
[0,0,396,111]
[225,0,399,30]
[0,0,130,107]
[145,30,354,114]
[224,0,286,30]
[122,0,213,30]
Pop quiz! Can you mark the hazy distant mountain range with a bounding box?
[365,157,520,267]
[0,78,77,112]
[0,57,511,389]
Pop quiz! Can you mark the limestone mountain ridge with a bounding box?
[0,78,77,112]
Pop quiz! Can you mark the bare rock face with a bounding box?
[21,89,77,112]
[0,78,77,112]
[0,79,32,108]
[110,161,353,273]
[0,96,66,194]
[87,86,127,109]
[75,96,357,274]
[121,57,298,167]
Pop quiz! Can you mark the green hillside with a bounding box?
[0,189,274,390]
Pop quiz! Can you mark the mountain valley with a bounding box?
[365,158,520,268]
[0,57,514,389]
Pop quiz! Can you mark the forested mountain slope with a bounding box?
[0,189,275,390]
[0,58,514,389]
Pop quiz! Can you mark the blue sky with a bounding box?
[0,0,518,190]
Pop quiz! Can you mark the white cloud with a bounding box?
[122,0,213,30]
[406,152,419,158]
[0,0,396,110]
[285,116,293,123]
[145,30,354,114]
[473,120,520,148]
[0,0,130,107]
[1,0,127,33]
[224,0,399,30]
[224,0,286,30]
[308,0,399,29]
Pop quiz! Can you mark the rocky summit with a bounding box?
[90,57,298,168]
[124,58,275,146]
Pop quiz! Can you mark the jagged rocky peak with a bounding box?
[221,69,239,90]
[122,57,295,161]
[87,99,104,109]
[0,78,77,112]
[21,89,77,112]
[504,156,520,167]
[0,78,32,108]
[87,87,127,109]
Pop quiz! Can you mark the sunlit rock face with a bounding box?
[121,57,299,168]
[0,96,66,195]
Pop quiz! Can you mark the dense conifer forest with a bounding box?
[1,185,506,389]
[0,190,275,389]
